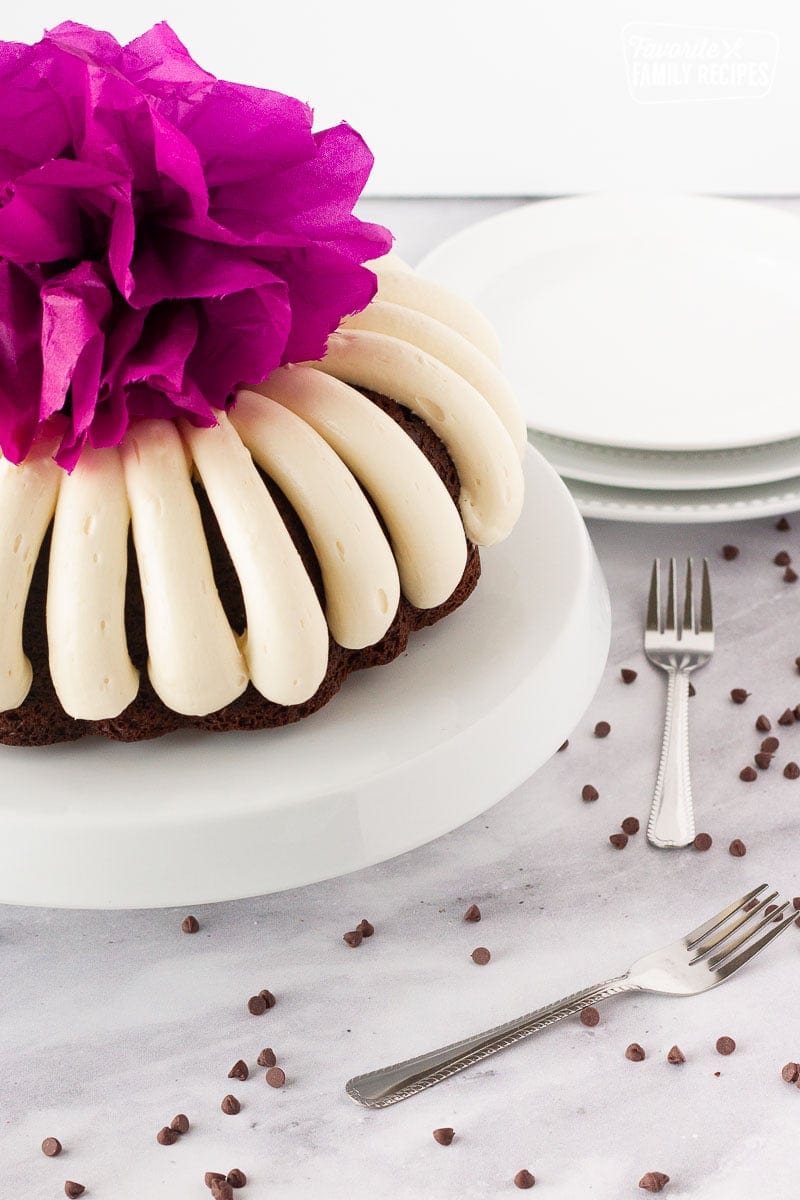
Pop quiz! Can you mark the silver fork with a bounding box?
[346,884,794,1108]
[645,558,714,849]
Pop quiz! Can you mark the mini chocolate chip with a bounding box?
[259,989,276,1009]
[432,1127,455,1145]
[580,1006,600,1027]
[785,762,800,780]
[761,736,780,753]
[621,668,638,684]
[621,817,640,835]
[730,688,750,704]
[471,946,491,965]
[594,721,611,738]
[625,1043,646,1061]
[729,839,747,858]
[744,898,759,911]
[181,914,200,934]
[226,1169,247,1188]
[557,739,568,752]
[343,929,363,948]
[228,1060,248,1081]
[785,567,798,583]
[688,682,696,697]
[357,918,375,938]
[775,550,792,566]
[170,1114,190,1134]
[463,904,481,922]
[64,1186,85,1199]
[266,1066,286,1088]
[247,994,267,1016]
[776,517,791,530]
[795,656,800,673]
[754,751,773,770]
[514,1169,536,1189]
[795,705,800,721]
[205,1172,226,1188]
[716,1036,736,1055]
[211,1183,234,1200]
[782,1062,800,1083]
[779,708,796,726]
[693,832,712,851]
[609,833,628,849]
[722,544,739,560]
[157,1127,179,1146]
[793,897,800,910]
[581,784,599,802]
[739,766,757,782]
[765,904,779,918]
[756,714,772,732]
[257,1047,276,1068]
[667,1046,685,1064]
[221,1095,240,1115]
[41,1138,62,1157]
[639,1172,670,1193]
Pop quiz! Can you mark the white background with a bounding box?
[6,0,800,195]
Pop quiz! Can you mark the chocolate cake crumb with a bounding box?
[609,833,628,849]
[581,784,599,802]
[580,1006,600,1027]
[463,904,481,922]
[266,1066,286,1089]
[730,688,750,704]
[181,914,200,934]
[722,545,739,560]
[228,1060,248,1081]
[221,1095,241,1115]
[625,1043,646,1061]
[716,1036,736,1055]
[41,1138,62,1157]
[343,930,363,948]
[471,947,491,965]
[514,1169,536,1189]
[667,1046,685,1064]
[432,1127,455,1145]
[594,721,611,738]
[729,839,747,858]
[621,817,640,835]
[621,668,638,684]
[756,714,772,732]
[693,833,712,851]
[639,1172,670,1193]
[257,1048,276,1068]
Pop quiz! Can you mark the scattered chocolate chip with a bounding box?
[739,766,757,782]
[64,1186,85,1199]
[181,914,200,934]
[463,904,481,922]
[343,929,363,948]
[761,736,780,753]
[722,544,739,560]
[157,1126,179,1146]
[784,567,798,583]
[639,1172,670,1193]
[621,817,640,835]
[211,1183,234,1200]
[693,832,712,851]
[730,688,750,704]
[226,1169,247,1188]
[247,994,267,1016]
[471,946,491,965]
[713,1071,721,1077]
[775,550,792,566]
[785,762,800,780]
[557,740,568,752]
[754,751,773,770]
[776,517,791,531]
[781,1062,800,1083]
[259,989,276,1009]
[793,898,800,910]
[205,1172,226,1188]
[357,918,375,938]
[170,1114,190,1134]
[688,682,696,697]
[42,1138,62,1157]
[594,721,611,738]
[266,1066,286,1089]
[795,656,800,674]
[432,1127,455,1145]
[795,704,800,721]
[514,1169,536,1190]
[581,784,599,802]
[667,1046,685,1064]
[744,898,759,911]
[257,1047,276,1068]
[621,668,638,684]
[729,839,747,858]
[756,714,772,732]
[716,1036,736,1056]
[221,1095,241,1115]
[228,1060,248,1081]
[765,904,779,916]
[779,708,796,726]
[580,1006,600,1027]
[625,1043,646,1061]
[609,833,628,849]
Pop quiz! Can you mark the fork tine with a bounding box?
[664,558,677,634]
[684,884,768,947]
[683,558,694,635]
[689,890,778,961]
[712,907,797,981]
[647,559,660,632]
[699,558,713,632]
[706,900,790,970]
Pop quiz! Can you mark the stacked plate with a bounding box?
[417,193,800,522]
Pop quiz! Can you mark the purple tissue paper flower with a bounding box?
[0,21,391,468]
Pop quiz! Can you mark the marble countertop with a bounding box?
[5,200,800,1200]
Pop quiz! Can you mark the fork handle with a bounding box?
[648,666,695,848]
[345,974,631,1108]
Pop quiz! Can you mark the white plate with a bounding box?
[417,194,800,451]
[0,449,609,909]
[567,472,800,523]
[529,429,800,491]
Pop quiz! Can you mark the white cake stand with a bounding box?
[0,449,610,909]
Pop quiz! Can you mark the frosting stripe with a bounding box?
[256,365,468,610]
[183,413,329,705]
[47,447,139,720]
[231,391,400,651]
[120,421,248,716]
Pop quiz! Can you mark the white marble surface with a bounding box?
[5,200,800,1200]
